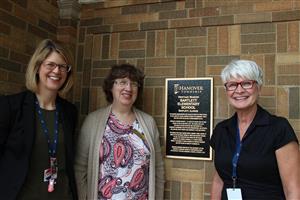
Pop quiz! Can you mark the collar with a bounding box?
[222,105,271,136]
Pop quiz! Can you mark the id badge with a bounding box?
[226,188,243,200]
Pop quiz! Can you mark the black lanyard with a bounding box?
[232,123,242,188]
[35,100,59,158]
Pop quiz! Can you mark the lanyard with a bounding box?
[231,123,242,188]
[35,100,59,157]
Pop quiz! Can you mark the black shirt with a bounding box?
[210,105,298,200]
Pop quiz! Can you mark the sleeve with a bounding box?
[74,113,93,200]
[151,117,165,200]
[0,96,10,156]
[273,117,299,150]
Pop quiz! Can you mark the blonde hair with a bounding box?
[25,39,74,95]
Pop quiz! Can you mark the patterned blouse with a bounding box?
[98,112,150,200]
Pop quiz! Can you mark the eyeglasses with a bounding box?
[114,79,139,89]
[43,61,71,73]
[224,80,257,91]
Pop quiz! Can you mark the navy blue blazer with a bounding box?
[0,91,78,200]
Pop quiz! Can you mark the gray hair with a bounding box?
[221,59,263,86]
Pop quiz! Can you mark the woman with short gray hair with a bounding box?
[210,59,300,199]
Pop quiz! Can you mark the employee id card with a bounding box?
[226,188,243,200]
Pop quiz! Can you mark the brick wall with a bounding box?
[77,0,300,199]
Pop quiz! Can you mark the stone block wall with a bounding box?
[76,0,300,199]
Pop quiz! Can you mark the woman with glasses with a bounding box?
[75,64,165,200]
[210,59,300,200]
[0,39,78,200]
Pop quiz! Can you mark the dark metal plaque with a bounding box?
[164,78,213,160]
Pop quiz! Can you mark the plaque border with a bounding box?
[164,77,213,161]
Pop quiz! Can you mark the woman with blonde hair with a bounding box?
[0,39,78,200]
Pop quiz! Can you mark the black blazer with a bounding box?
[0,91,78,200]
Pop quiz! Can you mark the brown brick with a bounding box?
[120,31,145,40]
[241,33,276,44]
[208,27,217,55]
[145,67,175,77]
[185,0,195,9]
[146,31,155,57]
[254,1,293,12]
[177,47,206,56]
[166,30,175,56]
[145,77,165,87]
[176,57,185,77]
[202,15,234,26]
[86,25,111,34]
[156,31,166,57]
[229,25,241,55]
[207,55,240,65]
[277,87,289,116]
[177,37,206,47]
[258,96,275,108]
[110,33,118,59]
[0,69,8,81]
[119,49,145,58]
[241,23,275,34]
[170,18,201,28]
[0,58,21,72]
[207,66,223,76]
[186,57,197,77]
[120,40,145,50]
[278,64,300,75]
[278,76,300,85]
[288,22,299,52]
[220,5,253,15]
[276,53,300,65]
[94,7,121,18]
[80,17,103,26]
[170,181,181,200]
[154,87,164,116]
[235,13,271,24]
[219,26,228,55]
[130,13,159,23]
[182,182,191,200]
[14,4,37,25]
[264,54,275,85]
[261,86,275,96]
[197,56,206,77]
[82,59,91,86]
[84,35,93,59]
[104,15,130,24]
[101,35,110,59]
[176,27,207,37]
[0,10,26,30]
[146,58,175,67]
[92,35,101,60]
[76,45,83,71]
[272,10,300,22]
[28,24,49,38]
[7,71,24,84]
[143,87,154,115]
[189,7,219,17]
[241,44,275,54]
[141,20,168,31]
[0,46,8,58]
[112,23,139,32]
[10,51,30,64]
[277,23,288,53]
[121,4,147,15]
[217,87,229,118]
[289,87,300,119]
[149,1,176,12]
[92,68,110,78]
[93,60,117,68]
[0,22,10,35]
[159,10,187,20]
[0,0,12,12]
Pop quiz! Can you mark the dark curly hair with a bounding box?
[102,64,145,104]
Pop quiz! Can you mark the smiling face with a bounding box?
[225,77,261,112]
[111,77,138,108]
[37,51,68,94]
